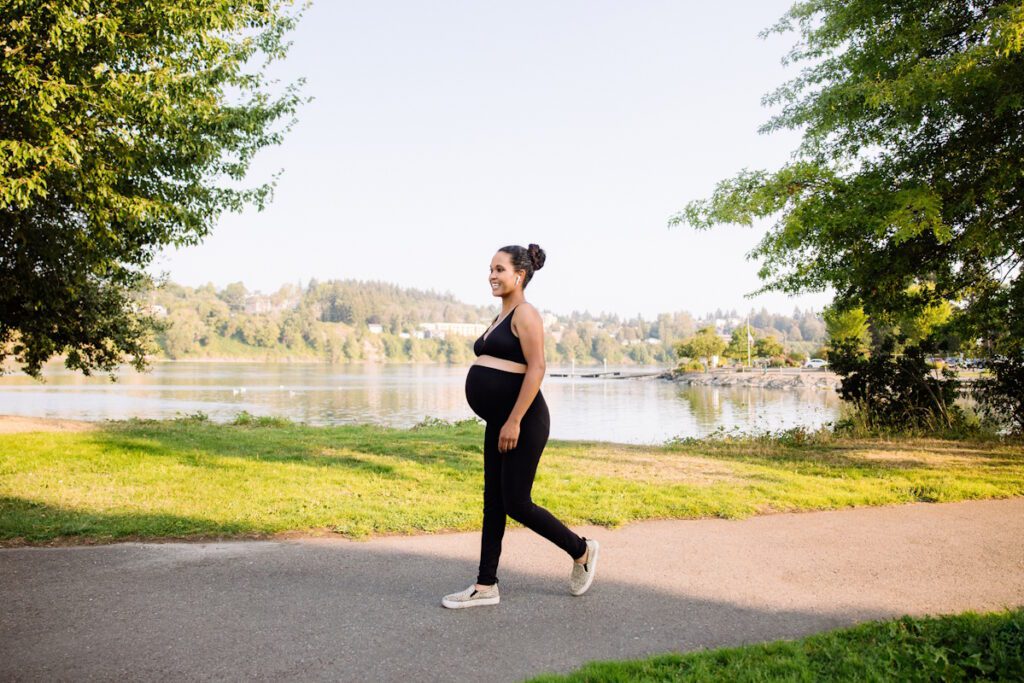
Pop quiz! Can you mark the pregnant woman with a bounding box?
[442,243,598,609]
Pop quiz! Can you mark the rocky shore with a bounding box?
[662,369,841,391]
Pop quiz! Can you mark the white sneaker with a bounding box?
[442,583,500,609]
[569,538,599,596]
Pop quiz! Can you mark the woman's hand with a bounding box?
[498,419,521,453]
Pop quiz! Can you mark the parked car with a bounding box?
[804,358,828,369]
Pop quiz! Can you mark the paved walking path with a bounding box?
[3,498,1023,682]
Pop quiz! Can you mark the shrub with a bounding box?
[411,416,481,430]
[973,354,1024,434]
[829,337,964,432]
[174,411,209,423]
[232,411,292,427]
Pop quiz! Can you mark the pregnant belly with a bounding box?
[465,365,524,421]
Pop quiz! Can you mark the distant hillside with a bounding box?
[146,280,826,365]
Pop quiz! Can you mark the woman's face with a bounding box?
[489,251,523,296]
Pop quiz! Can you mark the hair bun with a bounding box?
[527,243,546,271]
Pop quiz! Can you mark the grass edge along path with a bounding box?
[1,417,1022,545]
[526,607,1024,682]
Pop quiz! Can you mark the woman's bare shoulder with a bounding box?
[511,302,542,336]
[513,301,542,320]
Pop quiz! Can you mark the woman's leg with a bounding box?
[501,396,587,560]
[476,420,506,586]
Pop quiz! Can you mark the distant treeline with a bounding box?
[148,280,826,364]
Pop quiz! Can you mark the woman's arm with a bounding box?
[498,304,546,453]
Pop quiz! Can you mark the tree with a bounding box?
[380,333,409,362]
[342,335,362,362]
[754,335,784,359]
[219,283,250,313]
[724,328,750,362]
[829,337,962,431]
[894,284,953,346]
[626,341,654,364]
[799,315,826,344]
[557,328,587,364]
[672,1,1024,429]
[577,325,595,360]
[1,2,305,377]
[279,314,305,351]
[676,326,727,370]
[248,317,280,349]
[823,305,870,354]
[592,332,622,364]
[162,310,202,359]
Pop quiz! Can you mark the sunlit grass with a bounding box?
[1,418,1021,544]
[528,608,1024,682]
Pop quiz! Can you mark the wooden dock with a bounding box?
[548,370,667,379]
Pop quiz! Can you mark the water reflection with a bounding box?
[0,362,841,445]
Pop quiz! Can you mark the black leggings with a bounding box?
[465,365,586,586]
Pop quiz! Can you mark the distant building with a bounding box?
[243,294,300,315]
[243,295,273,315]
[367,324,384,334]
[418,322,488,340]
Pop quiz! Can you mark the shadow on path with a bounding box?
[3,498,1023,682]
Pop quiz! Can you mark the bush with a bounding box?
[411,416,453,429]
[173,411,209,423]
[829,337,964,432]
[973,354,1024,434]
[232,411,292,428]
[411,416,481,430]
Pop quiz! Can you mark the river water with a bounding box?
[0,362,841,445]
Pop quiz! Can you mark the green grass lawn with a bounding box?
[527,608,1024,682]
[1,417,1022,545]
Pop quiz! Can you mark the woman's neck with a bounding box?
[500,296,525,314]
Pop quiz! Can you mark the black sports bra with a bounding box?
[473,304,527,364]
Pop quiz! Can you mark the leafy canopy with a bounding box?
[672,1,1024,350]
[1,0,306,377]
[823,305,870,352]
[754,334,784,359]
[676,326,727,367]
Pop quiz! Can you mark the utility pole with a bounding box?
[746,318,752,368]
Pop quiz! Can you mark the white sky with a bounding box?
[151,0,833,320]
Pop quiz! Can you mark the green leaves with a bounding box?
[675,326,727,369]
[884,187,949,246]
[1,0,307,377]
[674,0,1023,331]
[673,0,1024,431]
